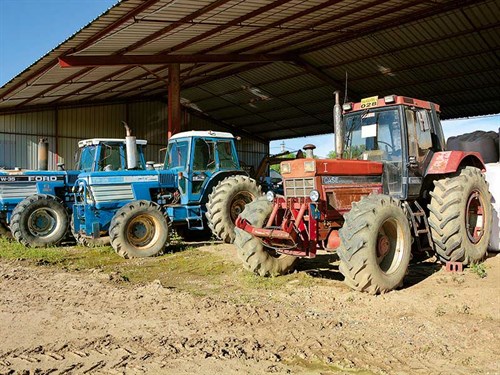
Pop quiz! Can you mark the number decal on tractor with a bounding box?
[360,96,379,109]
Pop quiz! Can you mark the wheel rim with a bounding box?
[230,191,254,222]
[465,189,485,244]
[376,218,405,274]
[28,208,57,237]
[126,214,160,249]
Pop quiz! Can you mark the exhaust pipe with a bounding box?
[122,121,138,170]
[333,91,344,159]
[38,138,49,170]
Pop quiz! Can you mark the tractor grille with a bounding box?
[159,173,176,185]
[284,178,315,198]
[90,184,134,203]
[0,183,37,199]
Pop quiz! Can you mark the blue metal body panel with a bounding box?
[0,142,147,225]
[72,134,246,239]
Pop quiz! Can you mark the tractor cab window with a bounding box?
[77,145,97,172]
[344,108,403,196]
[165,140,189,170]
[193,138,216,171]
[98,143,124,171]
[217,140,238,169]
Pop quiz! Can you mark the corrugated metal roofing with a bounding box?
[1,0,499,140]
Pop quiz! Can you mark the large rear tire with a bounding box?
[234,197,298,276]
[428,166,492,265]
[205,175,261,243]
[338,195,412,294]
[10,194,70,247]
[109,200,169,258]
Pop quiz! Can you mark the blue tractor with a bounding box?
[0,129,148,247]
[72,130,261,258]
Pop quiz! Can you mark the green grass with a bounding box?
[470,262,487,278]
[0,237,324,298]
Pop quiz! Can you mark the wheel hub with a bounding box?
[377,235,390,258]
[465,190,485,244]
[127,214,156,248]
[230,192,254,221]
[28,208,57,237]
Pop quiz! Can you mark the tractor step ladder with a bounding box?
[404,201,433,253]
[186,206,204,230]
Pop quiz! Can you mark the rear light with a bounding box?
[384,95,396,104]
[281,162,291,174]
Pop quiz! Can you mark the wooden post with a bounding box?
[167,63,181,139]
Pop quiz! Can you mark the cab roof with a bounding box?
[169,130,234,141]
[78,138,148,148]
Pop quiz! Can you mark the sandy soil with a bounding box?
[0,245,499,375]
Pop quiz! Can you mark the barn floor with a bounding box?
[0,239,498,374]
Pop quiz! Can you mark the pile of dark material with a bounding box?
[447,130,500,163]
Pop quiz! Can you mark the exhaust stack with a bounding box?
[38,138,49,170]
[123,121,138,170]
[333,91,344,159]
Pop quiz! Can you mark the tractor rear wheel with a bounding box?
[338,194,411,294]
[428,166,492,265]
[110,200,169,258]
[234,197,298,276]
[206,175,261,243]
[10,194,70,247]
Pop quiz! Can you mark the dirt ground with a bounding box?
[0,243,499,375]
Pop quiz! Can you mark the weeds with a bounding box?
[469,262,487,279]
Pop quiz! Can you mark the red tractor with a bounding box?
[234,93,492,294]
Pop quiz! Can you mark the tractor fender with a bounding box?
[200,170,248,205]
[425,151,486,175]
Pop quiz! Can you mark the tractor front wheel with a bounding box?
[10,194,70,247]
[338,194,411,294]
[234,197,298,276]
[428,166,492,265]
[110,200,169,258]
[205,175,261,243]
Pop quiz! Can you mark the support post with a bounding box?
[167,63,181,139]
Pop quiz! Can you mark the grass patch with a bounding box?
[469,262,487,278]
[0,238,327,298]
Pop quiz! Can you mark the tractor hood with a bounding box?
[280,158,383,179]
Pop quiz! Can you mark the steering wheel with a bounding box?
[377,141,394,152]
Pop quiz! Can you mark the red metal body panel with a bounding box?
[426,151,486,175]
[282,158,383,178]
[349,95,440,112]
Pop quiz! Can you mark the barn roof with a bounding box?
[1,0,499,140]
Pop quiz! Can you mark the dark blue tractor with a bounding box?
[72,130,261,258]
[0,134,148,247]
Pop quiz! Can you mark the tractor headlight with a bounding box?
[281,162,291,174]
[309,189,320,202]
[342,102,353,111]
[384,95,396,104]
[304,161,316,172]
[266,190,275,202]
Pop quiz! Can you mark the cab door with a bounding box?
[188,137,216,202]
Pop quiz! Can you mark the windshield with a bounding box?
[77,146,97,172]
[165,140,189,169]
[343,108,402,161]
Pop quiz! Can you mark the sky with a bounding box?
[1,0,499,155]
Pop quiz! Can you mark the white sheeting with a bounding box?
[485,163,500,251]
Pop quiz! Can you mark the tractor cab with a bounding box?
[340,95,446,199]
[76,138,148,172]
[165,130,240,204]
